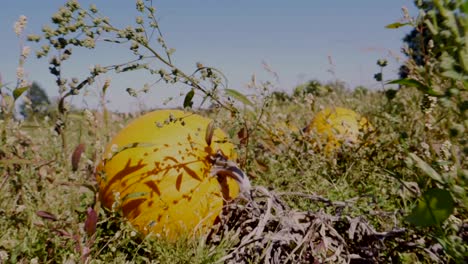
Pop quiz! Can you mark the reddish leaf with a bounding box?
[36,210,58,221]
[54,229,72,237]
[237,127,248,145]
[84,207,98,236]
[71,143,86,171]
[205,121,215,146]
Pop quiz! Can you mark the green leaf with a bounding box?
[409,153,444,183]
[387,78,443,97]
[374,73,382,82]
[225,89,254,107]
[13,86,29,100]
[103,39,125,44]
[439,52,456,71]
[424,19,438,35]
[385,22,410,29]
[442,70,466,80]
[119,64,147,73]
[121,191,149,202]
[183,89,194,108]
[462,0,468,14]
[459,48,468,73]
[406,188,454,227]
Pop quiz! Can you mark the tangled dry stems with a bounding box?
[211,186,411,263]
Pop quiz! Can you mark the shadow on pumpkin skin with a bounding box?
[106,152,235,210]
[99,158,148,207]
[163,156,203,182]
[101,148,238,201]
[104,158,147,188]
[122,197,146,220]
[217,173,238,201]
[144,181,161,196]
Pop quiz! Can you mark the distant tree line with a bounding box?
[19,82,51,119]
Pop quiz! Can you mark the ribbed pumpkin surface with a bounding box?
[96,110,239,240]
[305,107,371,153]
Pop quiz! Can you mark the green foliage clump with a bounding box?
[385,0,468,261]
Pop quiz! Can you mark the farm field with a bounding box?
[0,0,467,263]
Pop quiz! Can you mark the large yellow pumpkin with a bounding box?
[96,110,240,240]
[304,107,372,153]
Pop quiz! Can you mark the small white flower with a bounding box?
[19,79,30,89]
[423,96,438,114]
[16,205,26,213]
[16,67,25,79]
[402,6,410,20]
[441,140,452,159]
[63,254,76,264]
[421,142,431,158]
[425,122,434,131]
[0,250,9,261]
[305,93,315,105]
[112,192,121,211]
[428,39,434,49]
[110,144,119,153]
[84,109,95,123]
[22,46,31,57]
[14,15,27,36]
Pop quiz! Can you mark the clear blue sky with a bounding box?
[1,0,417,112]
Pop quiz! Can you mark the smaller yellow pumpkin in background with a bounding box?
[257,119,301,154]
[96,110,247,241]
[304,107,372,153]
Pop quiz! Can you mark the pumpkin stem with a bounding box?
[209,150,252,200]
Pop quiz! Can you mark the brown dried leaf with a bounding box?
[254,158,269,172]
[71,143,86,172]
[237,127,248,145]
[38,166,48,179]
[36,210,58,221]
[205,121,215,146]
[54,229,72,237]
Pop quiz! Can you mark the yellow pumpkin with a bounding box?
[96,110,240,240]
[259,121,301,153]
[304,107,372,153]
